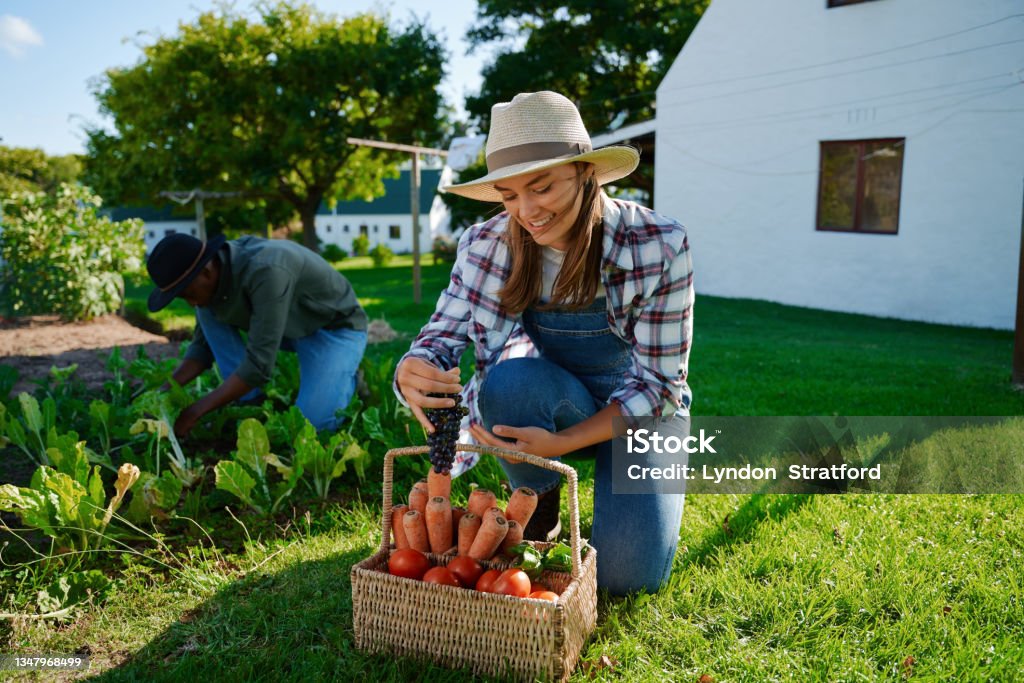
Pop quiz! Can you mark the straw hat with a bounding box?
[443,91,640,202]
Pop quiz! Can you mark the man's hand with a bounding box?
[173,402,206,439]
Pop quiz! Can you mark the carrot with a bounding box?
[468,488,497,518]
[413,478,428,493]
[458,512,482,556]
[451,506,467,539]
[409,487,429,515]
[428,468,451,500]
[468,511,508,561]
[391,503,410,550]
[505,487,538,527]
[402,509,430,553]
[425,496,453,554]
[501,519,524,555]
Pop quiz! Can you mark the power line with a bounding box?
[574,13,1024,114]
[658,69,1017,131]
[659,83,1022,177]
[664,13,1024,92]
[658,39,1024,109]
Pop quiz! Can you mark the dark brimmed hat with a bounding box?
[146,233,226,312]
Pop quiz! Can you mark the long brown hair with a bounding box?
[498,164,605,315]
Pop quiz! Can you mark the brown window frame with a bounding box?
[816,138,904,235]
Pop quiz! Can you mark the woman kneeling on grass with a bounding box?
[394,91,694,595]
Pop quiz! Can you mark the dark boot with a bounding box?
[523,483,562,542]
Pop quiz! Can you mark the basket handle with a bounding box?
[380,443,585,579]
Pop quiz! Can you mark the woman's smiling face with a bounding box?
[494,164,588,250]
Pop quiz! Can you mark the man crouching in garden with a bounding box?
[146,233,368,437]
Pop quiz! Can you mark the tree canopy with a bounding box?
[85,2,448,250]
[0,145,81,198]
[465,0,709,198]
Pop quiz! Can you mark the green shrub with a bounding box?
[369,243,394,267]
[352,233,370,256]
[321,243,347,263]
[0,183,144,320]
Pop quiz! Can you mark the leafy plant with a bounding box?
[0,462,140,553]
[369,242,394,267]
[214,418,302,515]
[321,243,347,263]
[0,364,19,401]
[124,470,184,523]
[0,183,144,320]
[352,233,370,257]
[293,422,368,499]
[5,393,57,466]
[131,389,203,487]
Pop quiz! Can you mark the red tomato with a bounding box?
[492,569,532,598]
[388,548,431,580]
[447,556,484,589]
[476,569,503,593]
[528,590,559,602]
[423,566,461,587]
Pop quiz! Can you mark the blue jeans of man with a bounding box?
[195,306,367,431]
[477,298,686,596]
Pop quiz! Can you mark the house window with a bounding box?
[326,225,332,233]
[166,229,177,235]
[147,231,155,239]
[343,224,349,233]
[359,225,368,236]
[389,225,401,240]
[827,0,878,7]
[817,138,904,234]
[373,225,379,234]
[190,229,196,236]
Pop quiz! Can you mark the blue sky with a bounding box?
[0,0,487,156]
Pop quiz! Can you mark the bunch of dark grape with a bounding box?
[424,392,468,474]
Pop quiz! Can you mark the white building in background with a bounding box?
[655,0,1024,330]
[316,167,451,254]
[106,206,198,253]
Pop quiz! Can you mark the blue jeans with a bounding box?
[195,307,367,431]
[477,299,686,596]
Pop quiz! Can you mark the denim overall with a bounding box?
[478,298,686,595]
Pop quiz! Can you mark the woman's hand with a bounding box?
[395,357,463,433]
[469,423,571,459]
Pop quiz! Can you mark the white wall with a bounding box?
[142,221,199,253]
[315,213,444,255]
[656,0,1024,329]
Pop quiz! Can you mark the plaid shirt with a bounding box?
[396,197,694,474]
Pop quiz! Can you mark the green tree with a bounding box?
[0,145,82,197]
[465,0,709,198]
[84,2,448,251]
[0,184,144,320]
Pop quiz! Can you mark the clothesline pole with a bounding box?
[346,137,448,305]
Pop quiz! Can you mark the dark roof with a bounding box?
[104,205,193,222]
[320,169,443,216]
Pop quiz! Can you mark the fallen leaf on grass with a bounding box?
[901,655,915,678]
[699,675,716,683]
[722,514,731,537]
[582,654,619,677]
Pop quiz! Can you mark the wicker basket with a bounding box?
[351,444,598,681]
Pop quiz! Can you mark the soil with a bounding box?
[0,315,181,395]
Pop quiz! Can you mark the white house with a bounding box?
[106,206,198,253]
[316,167,451,254]
[655,0,1024,330]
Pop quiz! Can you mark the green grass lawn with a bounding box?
[5,257,1023,681]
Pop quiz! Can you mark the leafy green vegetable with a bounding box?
[35,570,111,619]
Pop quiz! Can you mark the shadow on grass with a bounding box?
[89,546,499,683]
[676,494,813,573]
